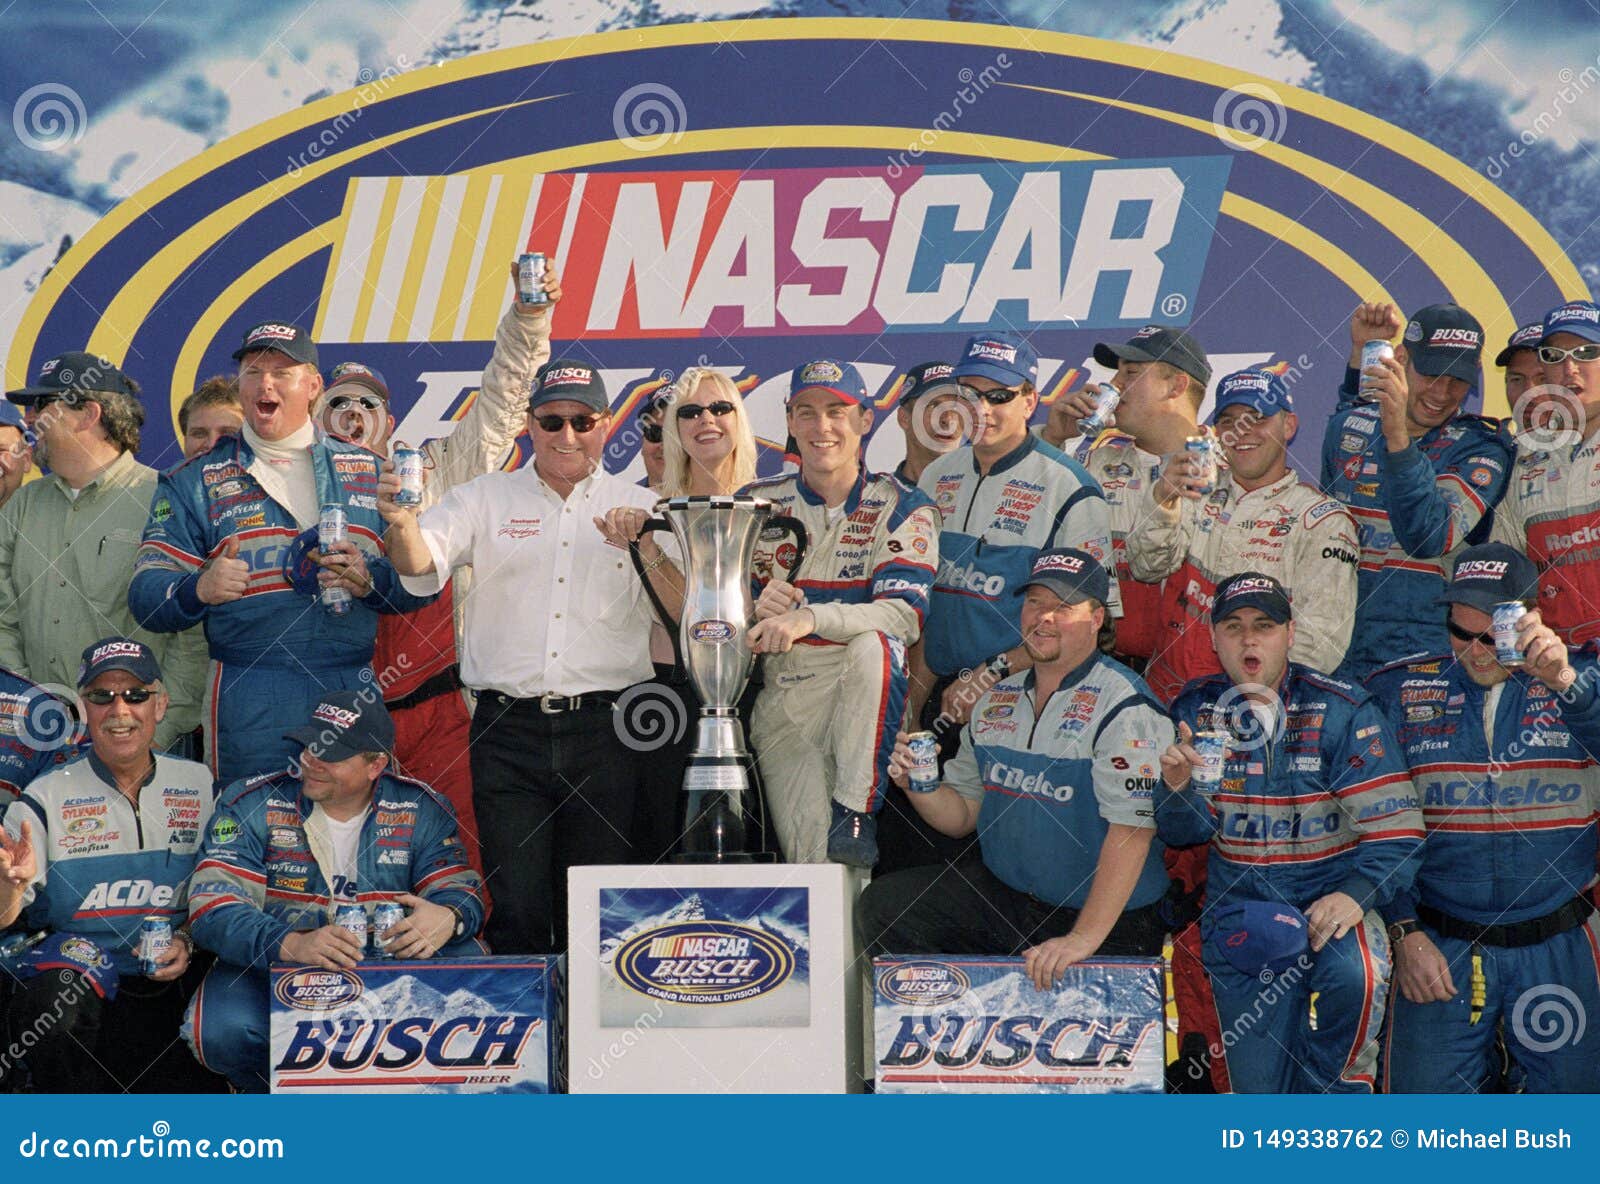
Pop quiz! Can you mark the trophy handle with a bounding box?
[628,518,682,663]
[764,515,810,581]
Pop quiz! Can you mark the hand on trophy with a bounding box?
[595,506,661,559]
[754,578,806,621]
[747,609,815,654]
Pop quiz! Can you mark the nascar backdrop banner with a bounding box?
[3,17,1588,481]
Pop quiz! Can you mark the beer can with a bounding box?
[334,903,369,953]
[139,916,173,977]
[392,446,424,507]
[1184,435,1218,494]
[1492,602,1528,668]
[1359,339,1394,396]
[373,902,406,957]
[318,504,353,615]
[517,252,550,306]
[1076,384,1121,436]
[905,731,940,793]
[1191,730,1230,795]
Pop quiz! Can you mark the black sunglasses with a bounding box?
[82,687,156,706]
[957,382,1023,405]
[533,413,600,434]
[676,401,737,421]
[1446,618,1495,646]
[328,393,385,412]
[640,422,664,444]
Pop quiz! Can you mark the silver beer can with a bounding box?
[517,252,550,306]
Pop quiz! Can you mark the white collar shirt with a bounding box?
[399,464,659,697]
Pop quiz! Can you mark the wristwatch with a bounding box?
[985,652,1012,681]
[447,905,467,940]
[1387,919,1420,943]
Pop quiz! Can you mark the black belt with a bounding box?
[1418,895,1595,949]
[385,665,463,712]
[486,690,619,715]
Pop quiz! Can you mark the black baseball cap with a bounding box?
[1493,323,1545,367]
[531,358,609,414]
[285,690,396,761]
[1211,572,1293,625]
[1094,325,1211,386]
[898,361,959,405]
[1440,543,1539,614]
[232,321,319,367]
[7,351,137,405]
[1019,548,1109,606]
[77,637,163,688]
[1401,304,1483,382]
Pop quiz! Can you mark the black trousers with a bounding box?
[3,960,222,1093]
[858,857,1166,959]
[874,673,978,876]
[470,693,640,954]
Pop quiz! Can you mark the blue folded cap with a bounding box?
[1211,900,1310,976]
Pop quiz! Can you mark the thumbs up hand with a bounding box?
[197,533,249,604]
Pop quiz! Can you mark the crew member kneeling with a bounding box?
[1157,572,1423,1093]
[183,691,485,1092]
[858,549,1171,990]
[0,638,216,1093]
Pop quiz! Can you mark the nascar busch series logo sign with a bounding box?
[873,956,1164,1093]
[599,887,809,1027]
[269,957,564,1093]
[6,20,1578,475]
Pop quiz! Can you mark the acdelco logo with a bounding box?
[1222,811,1341,840]
[939,559,1004,598]
[1423,779,1581,807]
[79,880,175,911]
[986,760,1073,802]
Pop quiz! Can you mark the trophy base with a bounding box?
[672,756,769,863]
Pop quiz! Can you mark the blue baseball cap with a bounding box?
[1441,542,1539,613]
[77,637,163,687]
[1494,322,1545,367]
[1211,900,1310,975]
[232,321,319,367]
[0,401,25,431]
[1540,300,1600,345]
[1019,547,1109,606]
[325,360,390,401]
[285,689,396,761]
[951,332,1038,388]
[788,359,868,405]
[1211,571,1292,625]
[898,361,959,405]
[1210,368,1293,423]
[1402,303,1483,381]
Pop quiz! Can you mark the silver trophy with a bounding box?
[634,495,807,862]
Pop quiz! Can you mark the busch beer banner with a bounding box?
[269,956,564,1094]
[873,956,1164,1094]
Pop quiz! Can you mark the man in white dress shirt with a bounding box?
[378,358,657,953]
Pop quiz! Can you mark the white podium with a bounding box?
[568,862,864,1093]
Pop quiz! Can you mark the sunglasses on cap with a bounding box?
[327,393,385,412]
[676,401,737,421]
[1537,343,1600,365]
[533,413,600,434]
[640,421,664,444]
[957,382,1024,405]
[82,687,156,706]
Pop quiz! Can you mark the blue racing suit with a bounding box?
[1321,370,1513,678]
[1158,664,1424,1092]
[129,434,433,785]
[182,767,487,1090]
[0,669,84,808]
[918,434,1116,678]
[1368,651,1600,1093]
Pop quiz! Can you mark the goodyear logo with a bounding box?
[688,619,735,645]
[877,961,971,1007]
[274,968,365,1012]
[612,921,795,1006]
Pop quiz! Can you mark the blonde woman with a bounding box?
[657,366,759,496]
